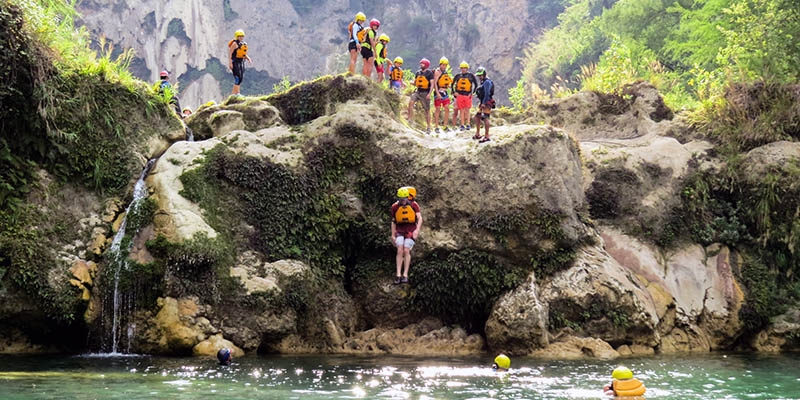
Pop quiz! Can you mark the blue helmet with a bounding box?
[217,348,232,365]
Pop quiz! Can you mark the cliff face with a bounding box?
[2,72,799,357]
[76,0,555,108]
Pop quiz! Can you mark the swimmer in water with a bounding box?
[217,348,232,366]
[492,354,510,372]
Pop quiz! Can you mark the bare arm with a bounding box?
[391,221,397,242]
[227,44,234,69]
[433,70,442,98]
[413,212,422,239]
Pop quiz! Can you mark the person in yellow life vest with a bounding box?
[348,12,366,74]
[432,57,453,133]
[390,187,422,284]
[360,19,380,78]
[374,34,390,83]
[452,61,478,131]
[604,366,646,397]
[228,30,252,96]
[388,57,406,94]
[407,58,434,133]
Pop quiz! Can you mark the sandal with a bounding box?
[479,137,491,143]
[472,134,481,140]
[401,277,409,284]
[394,276,402,284]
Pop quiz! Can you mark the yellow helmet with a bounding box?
[401,186,416,200]
[460,61,469,69]
[439,57,449,66]
[205,100,216,107]
[379,34,390,43]
[393,57,404,65]
[493,354,510,370]
[397,187,410,198]
[234,29,245,38]
[612,366,633,380]
[355,12,366,22]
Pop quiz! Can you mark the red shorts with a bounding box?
[375,63,385,73]
[434,96,451,107]
[456,94,472,110]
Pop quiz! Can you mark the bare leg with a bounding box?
[433,106,441,129]
[484,119,490,138]
[348,50,358,74]
[396,245,404,277]
[402,247,411,278]
[232,84,240,95]
[424,108,431,131]
[407,100,415,121]
[443,106,449,130]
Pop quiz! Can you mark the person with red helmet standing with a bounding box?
[359,19,381,78]
[407,58,434,133]
[157,70,182,117]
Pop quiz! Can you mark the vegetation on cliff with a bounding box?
[0,0,178,330]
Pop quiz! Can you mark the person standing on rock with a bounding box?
[408,58,434,133]
[347,12,366,74]
[432,57,453,133]
[453,61,478,131]
[228,29,252,96]
[473,67,494,143]
[157,70,182,116]
[374,34,390,84]
[391,187,422,284]
[388,57,406,94]
[360,19,381,78]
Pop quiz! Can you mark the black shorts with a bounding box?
[360,46,373,59]
[348,41,357,51]
[232,60,245,85]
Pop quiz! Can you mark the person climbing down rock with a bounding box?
[348,12,366,74]
[473,67,494,143]
[389,57,406,94]
[432,57,453,133]
[391,187,422,284]
[228,29,252,96]
[182,107,192,118]
[453,61,478,131]
[374,34,390,83]
[604,366,646,397]
[157,70,182,116]
[359,19,380,78]
[408,58,434,133]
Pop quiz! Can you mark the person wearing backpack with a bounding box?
[347,12,366,74]
[473,67,494,143]
[359,19,381,78]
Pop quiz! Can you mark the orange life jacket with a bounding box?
[455,76,473,93]
[394,204,417,224]
[415,71,431,90]
[612,378,646,397]
[390,66,403,81]
[437,72,452,89]
[358,28,373,47]
[228,40,248,59]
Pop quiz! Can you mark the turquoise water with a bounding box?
[1,353,798,399]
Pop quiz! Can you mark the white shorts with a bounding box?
[395,235,415,249]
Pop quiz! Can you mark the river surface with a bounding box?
[0,353,798,399]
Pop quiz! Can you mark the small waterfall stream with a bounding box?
[102,158,156,354]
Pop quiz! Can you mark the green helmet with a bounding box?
[475,67,486,76]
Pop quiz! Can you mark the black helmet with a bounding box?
[475,67,486,76]
[217,348,232,365]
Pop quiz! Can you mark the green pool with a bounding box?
[0,353,798,399]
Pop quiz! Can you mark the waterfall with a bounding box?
[102,158,156,354]
[185,126,194,142]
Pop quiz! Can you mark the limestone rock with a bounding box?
[742,141,800,176]
[193,334,244,357]
[341,318,484,356]
[753,309,800,352]
[601,227,745,349]
[135,297,216,354]
[208,110,245,137]
[485,275,549,355]
[530,336,619,360]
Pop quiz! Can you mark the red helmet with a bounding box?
[419,58,430,69]
[159,70,169,77]
[370,18,380,28]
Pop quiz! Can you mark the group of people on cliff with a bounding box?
[347,12,495,142]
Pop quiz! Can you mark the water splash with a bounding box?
[103,158,156,353]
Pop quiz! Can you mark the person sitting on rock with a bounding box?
[391,187,422,284]
[604,366,646,397]
[217,348,232,366]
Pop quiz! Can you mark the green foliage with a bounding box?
[165,18,190,44]
[288,0,325,15]
[410,250,522,329]
[520,0,800,110]
[222,0,238,21]
[272,76,292,94]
